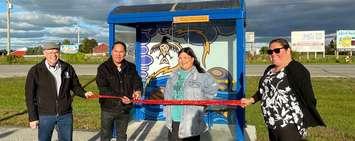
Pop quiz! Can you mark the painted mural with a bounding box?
[136,20,238,123]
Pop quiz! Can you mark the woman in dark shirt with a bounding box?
[242,38,325,141]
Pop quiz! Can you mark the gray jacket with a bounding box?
[164,66,218,138]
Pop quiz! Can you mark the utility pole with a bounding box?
[74,24,80,46]
[6,0,13,55]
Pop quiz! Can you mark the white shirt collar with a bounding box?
[45,60,60,70]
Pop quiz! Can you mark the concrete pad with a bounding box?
[0,122,256,141]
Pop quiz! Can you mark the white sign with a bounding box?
[246,32,255,43]
[291,31,325,52]
[61,45,79,54]
[336,30,355,50]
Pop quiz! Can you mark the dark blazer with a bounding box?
[96,58,142,113]
[25,59,86,122]
[252,60,326,128]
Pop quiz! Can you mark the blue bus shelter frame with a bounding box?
[107,1,246,140]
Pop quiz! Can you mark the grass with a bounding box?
[245,77,355,141]
[0,76,354,140]
[0,54,353,65]
[0,76,101,131]
[246,54,354,64]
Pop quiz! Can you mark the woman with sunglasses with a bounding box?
[242,38,325,141]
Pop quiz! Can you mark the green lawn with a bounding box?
[246,54,354,64]
[0,76,354,140]
[0,54,353,64]
[245,77,355,141]
[0,76,100,130]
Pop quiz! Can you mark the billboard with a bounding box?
[61,45,79,54]
[246,32,255,43]
[245,32,255,52]
[291,31,325,52]
[336,30,355,50]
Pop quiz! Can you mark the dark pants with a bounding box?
[168,121,200,141]
[100,111,130,141]
[38,113,73,141]
[268,124,303,141]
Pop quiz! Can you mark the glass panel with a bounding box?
[171,20,237,92]
[115,25,136,63]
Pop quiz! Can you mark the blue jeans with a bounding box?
[38,113,73,141]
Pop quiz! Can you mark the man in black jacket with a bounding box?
[25,42,93,141]
[96,41,142,141]
[241,38,325,141]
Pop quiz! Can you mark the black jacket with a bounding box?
[252,60,326,128]
[96,58,142,113]
[25,59,86,122]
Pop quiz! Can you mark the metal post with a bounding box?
[236,16,246,141]
[350,50,353,57]
[77,28,80,46]
[74,24,80,45]
[6,0,13,55]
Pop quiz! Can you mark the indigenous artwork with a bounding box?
[149,36,181,65]
[138,20,238,123]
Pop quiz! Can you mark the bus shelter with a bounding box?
[107,0,246,140]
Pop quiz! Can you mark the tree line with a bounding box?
[26,38,98,55]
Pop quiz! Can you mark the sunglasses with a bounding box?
[267,47,286,55]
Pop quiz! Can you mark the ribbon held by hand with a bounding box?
[88,94,244,107]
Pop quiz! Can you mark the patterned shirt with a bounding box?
[260,68,306,136]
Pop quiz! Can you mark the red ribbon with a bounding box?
[87,95,243,106]
[134,99,243,106]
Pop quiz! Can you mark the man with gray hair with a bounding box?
[25,42,94,141]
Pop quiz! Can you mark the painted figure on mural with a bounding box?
[150,36,181,64]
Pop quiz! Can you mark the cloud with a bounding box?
[246,0,355,42]
[12,12,79,28]
[15,0,118,22]
[2,0,355,49]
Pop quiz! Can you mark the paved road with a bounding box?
[0,64,97,78]
[1,64,355,78]
[246,64,355,78]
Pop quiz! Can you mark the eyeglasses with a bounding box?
[267,47,286,55]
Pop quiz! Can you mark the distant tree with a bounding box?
[325,39,336,55]
[259,46,268,54]
[62,39,72,45]
[26,46,43,55]
[79,38,98,53]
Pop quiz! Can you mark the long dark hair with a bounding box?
[178,47,206,73]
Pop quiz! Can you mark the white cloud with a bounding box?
[2,0,355,49]
[13,12,79,27]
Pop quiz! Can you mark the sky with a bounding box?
[1,0,355,49]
